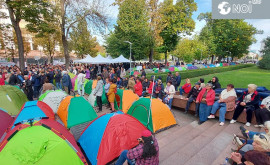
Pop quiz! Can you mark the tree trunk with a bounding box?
[62,34,70,68]
[218,56,222,63]
[149,48,153,64]
[7,5,25,71]
[211,55,214,64]
[165,51,168,68]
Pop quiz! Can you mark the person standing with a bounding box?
[54,70,62,90]
[93,76,104,112]
[31,71,41,98]
[23,75,33,101]
[230,84,260,127]
[141,68,146,77]
[8,71,17,85]
[107,79,117,112]
[104,78,111,107]
[175,72,181,91]
[120,67,126,79]
[62,71,71,94]
[196,83,216,125]
[77,71,86,96]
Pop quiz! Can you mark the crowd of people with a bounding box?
[1,62,270,165]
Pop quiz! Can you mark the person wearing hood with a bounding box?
[208,76,221,90]
[77,71,86,96]
[93,76,104,112]
[230,84,260,127]
[208,84,237,126]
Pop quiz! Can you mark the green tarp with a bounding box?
[84,80,93,95]
[0,126,84,165]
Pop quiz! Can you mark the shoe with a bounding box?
[259,124,264,128]
[230,119,236,124]
[219,122,224,126]
[184,110,188,114]
[254,125,260,128]
[194,114,198,117]
[97,110,102,113]
[208,115,215,119]
[245,122,251,127]
[240,125,248,138]
[198,121,205,125]
[233,134,243,146]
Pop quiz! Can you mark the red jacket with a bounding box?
[147,82,154,94]
[134,82,143,96]
[0,77,5,85]
[196,88,216,106]
[182,83,192,94]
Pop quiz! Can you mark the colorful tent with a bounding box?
[169,67,175,72]
[84,80,96,95]
[71,75,78,90]
[127,98,177,133]
[0,109,13,138]
[114,89,139,113]
[0,85,28,116]
[0,119,87,165]
[78,112,147,165]
[57,96,97,129]
[11,101,54,129]
[39,90,67,113]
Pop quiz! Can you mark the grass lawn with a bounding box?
[187,66,270,89]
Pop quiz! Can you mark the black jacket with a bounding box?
[187,86,202,99]
[9,74,17,85]
[141,70,146,77]
[142,81,150,91]
[122,80,128,88]
[208,76,221,90]
[238,90,260,109]
[54,73,62,83]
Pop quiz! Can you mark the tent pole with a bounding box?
[147,76,155,129]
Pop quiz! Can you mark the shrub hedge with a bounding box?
[145,64,254,82]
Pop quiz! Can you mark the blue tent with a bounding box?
[78,111,147,165]
[11,101,54,129]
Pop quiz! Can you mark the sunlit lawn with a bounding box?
[188,66,270,89]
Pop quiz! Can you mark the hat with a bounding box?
[195,82,201,85]
[141,130,152,137]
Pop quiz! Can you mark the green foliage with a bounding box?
[69,18,98,58]
[145,64,254,82]
[174,37,208,63]
[258,37,270,70]
[158,0,197,62]
[198,12,257,61]
[106,0,151,60]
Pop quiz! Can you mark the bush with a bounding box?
[258,37,270,70]
[145,64,254,82]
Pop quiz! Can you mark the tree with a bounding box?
[258,37,270,70]
[0,0,54,71]
[158,0,197,65]
[174,38,207,63]
[106,0,151,60]
[69,18,98,59]
[56,0,107,68]
[198,12,257,62]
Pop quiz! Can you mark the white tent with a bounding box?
[91,54,110,64]
[74,55,93,63]
[112,55,130,63]
[106,55,113,60]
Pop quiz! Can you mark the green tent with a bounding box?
[74,79,89,91]
[58,96,98,129]
[84,80,93,95]
[0,122,85,165]
[88,87,108,107]
[220,63,223,67]
[182,67,187,71]
[175,67,180,71]
[0,85,28,116]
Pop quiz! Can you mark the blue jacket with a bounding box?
[31,74,41,87]
[176,75,181,86]
[62,74,69,87]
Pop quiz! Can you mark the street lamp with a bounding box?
[124,41,132,75]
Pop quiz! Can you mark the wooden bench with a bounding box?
[172,95,257,124]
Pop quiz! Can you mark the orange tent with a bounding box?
[114,89,139,113]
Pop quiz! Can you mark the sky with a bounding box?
[97,0,270,54]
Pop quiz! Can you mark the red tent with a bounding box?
[0,109,13,138]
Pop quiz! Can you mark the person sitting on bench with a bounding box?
[184,82,202,116]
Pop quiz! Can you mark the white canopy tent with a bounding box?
[91,54,111,64]
[106,55,113,60]
[74,55,93,63]
[112,55,130,63]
